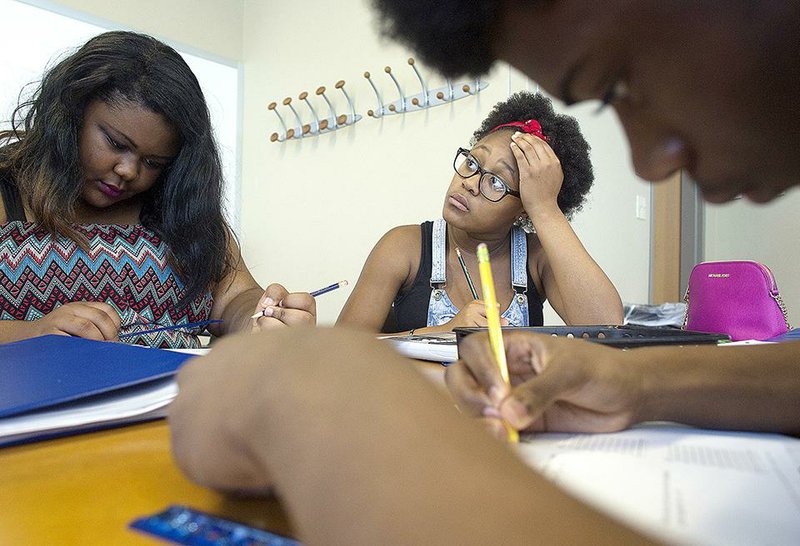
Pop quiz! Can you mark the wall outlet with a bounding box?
[635,195,648,220]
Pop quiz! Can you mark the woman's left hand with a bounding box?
[510,132,563,222]
[252,283,316,330]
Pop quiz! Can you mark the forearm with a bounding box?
[336,296,390,331]
[240,329,655,545]
[336,276,406,332]
[635,342,800,434]
[534,211,622,324]
[0,320,33,343]
[217,287,262,334]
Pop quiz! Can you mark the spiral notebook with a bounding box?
[0,335,205,447]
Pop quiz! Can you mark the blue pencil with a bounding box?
[310,280,349,297]
[251,280,349,319]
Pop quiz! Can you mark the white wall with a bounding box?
[240,0,652,324]
[23,0,654,326]
[26,0,243,61]
[13,1,799,329]
[704,189,800,326]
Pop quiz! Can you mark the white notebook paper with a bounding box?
[517,424,800,546]
[379,333,458,363]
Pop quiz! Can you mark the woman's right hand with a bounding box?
[20,302,121,341]
[447,300,509,329]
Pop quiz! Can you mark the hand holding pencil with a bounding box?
[251,281,348,330]
[250,282,320,330]
[475,243,519,443]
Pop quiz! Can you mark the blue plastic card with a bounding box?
[130,505,302,546]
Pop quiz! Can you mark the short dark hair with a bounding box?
[372,0,499,77]
[473,92,594,218]
[0,31,232,304]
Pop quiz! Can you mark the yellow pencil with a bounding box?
[476,243,519,443]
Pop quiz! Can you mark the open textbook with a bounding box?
[0,335,209,447]
[517,424,800,546]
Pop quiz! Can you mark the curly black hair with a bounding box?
[473,92,593,218]
[371,0,499,77]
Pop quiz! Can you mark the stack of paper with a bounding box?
[0,335,206,447]
[379,333,458,363]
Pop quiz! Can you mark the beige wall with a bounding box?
[33,0,243,61]
[240,0,652,324]
[39,0,653,325]
[25,1,800,329]
[704,189,800,326]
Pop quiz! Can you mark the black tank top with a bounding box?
[385,221,544,332]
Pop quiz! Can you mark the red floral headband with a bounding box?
[489,119,549,142]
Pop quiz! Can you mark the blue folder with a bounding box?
[0,335,200,446]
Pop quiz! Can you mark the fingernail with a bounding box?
[488,385,505,405]
[261,296,275,307]
[482,406,502,419]
[261,307,274,318]
[502,398,528,428]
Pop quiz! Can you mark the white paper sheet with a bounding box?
[516,424,800,546]
[379,333,458,362]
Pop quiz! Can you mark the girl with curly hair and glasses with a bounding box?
[337,92,622,334]
[0,31,315,348]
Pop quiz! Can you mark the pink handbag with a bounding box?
[683,260,791,341]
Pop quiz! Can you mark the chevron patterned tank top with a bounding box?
[0,221,213,348]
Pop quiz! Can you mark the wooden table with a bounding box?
[0,421,293,544]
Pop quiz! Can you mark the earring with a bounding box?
[513,214,536,234]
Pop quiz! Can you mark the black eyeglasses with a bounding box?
[453,147,520,203]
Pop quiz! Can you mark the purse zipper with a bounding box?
[755,261,779,294]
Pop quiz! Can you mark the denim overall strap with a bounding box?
[430,218,447,287]
[427,218,459,326]
[501,226,530,327]
[510,226,528,293]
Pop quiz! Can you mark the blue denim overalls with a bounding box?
[426,218,530,327]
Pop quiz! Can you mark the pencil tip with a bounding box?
[340,280,349,287]
[455,247,462,256]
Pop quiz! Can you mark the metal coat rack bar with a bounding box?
[269,80,361,142]
[365,58,488,118]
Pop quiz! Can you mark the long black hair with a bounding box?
[473,92,594,218]
[0,30,232,305]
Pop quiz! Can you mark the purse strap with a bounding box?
[682,285,690,329]
[772,291,792,329]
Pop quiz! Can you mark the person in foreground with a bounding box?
[337,92,622,333]
[171,328,655,545]
[170,1,800,544]
[0,31,314,347]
